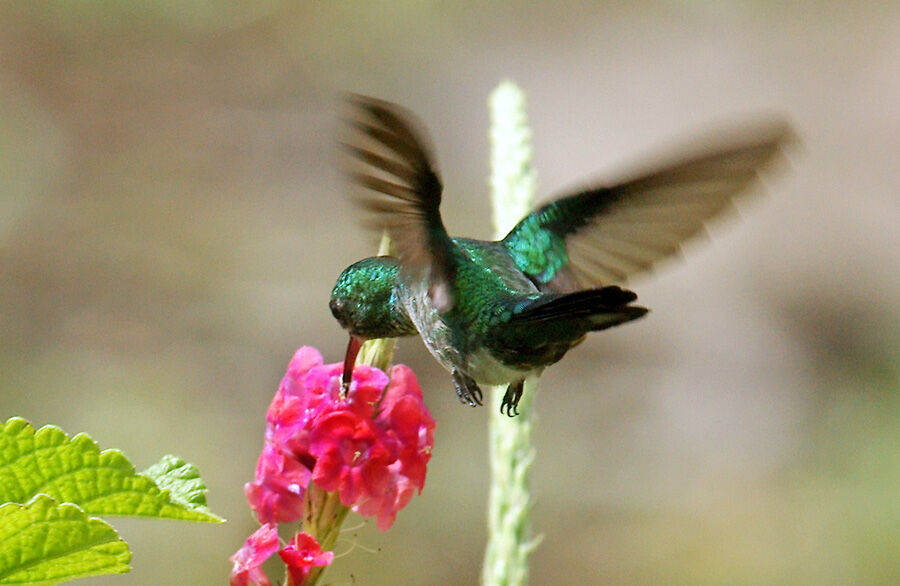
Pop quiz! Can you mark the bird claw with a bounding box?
[451,370,483,407]
[500,380,524,417]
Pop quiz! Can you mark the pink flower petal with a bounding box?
[229,523,279,586]
[279,532,334,585]
[245,443,311,524]
[286,346,324,379]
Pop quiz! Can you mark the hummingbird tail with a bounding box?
[587,305,648,331]
[509,286,648,332]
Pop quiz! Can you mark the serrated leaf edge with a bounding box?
[1,417,222,522]
[0,494,131,583]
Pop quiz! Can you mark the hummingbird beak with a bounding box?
[340,335,364,396]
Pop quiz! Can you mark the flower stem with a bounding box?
[482,81,542,586]
[301,483,351,585]
[303,232,396,586]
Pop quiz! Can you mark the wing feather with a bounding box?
[342,95,457,309]
[502,119,793,291]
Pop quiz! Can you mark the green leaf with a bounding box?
[142,455,223,521]
[0,417,222,522]
[0,494,130,585]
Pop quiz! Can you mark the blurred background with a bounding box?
[1,2,898,584]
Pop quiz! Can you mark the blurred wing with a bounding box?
[502,120,793,291]
[342,95,456,309]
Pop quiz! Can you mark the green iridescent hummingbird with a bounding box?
[330,95,789,415]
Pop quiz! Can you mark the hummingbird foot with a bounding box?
[500,380,525,417]
[451,369,483,407]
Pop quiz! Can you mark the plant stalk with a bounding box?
[482,81,542,586]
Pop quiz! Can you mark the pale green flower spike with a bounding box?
[357,231,398,369]
[490,81,538,237]
[483,81,543,586]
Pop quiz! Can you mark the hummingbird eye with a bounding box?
[329,297,346,316]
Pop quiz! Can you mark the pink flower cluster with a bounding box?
[231,346,435,585]
[246,346,435,530]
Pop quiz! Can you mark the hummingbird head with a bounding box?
[329,256,417,339]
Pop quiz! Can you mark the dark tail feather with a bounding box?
[588,305,648,331]
[511,286,648,330]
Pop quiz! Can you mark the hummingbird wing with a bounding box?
[501,120,793,292]
[342,95,456,310]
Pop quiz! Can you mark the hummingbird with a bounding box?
[329,95,790,415]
